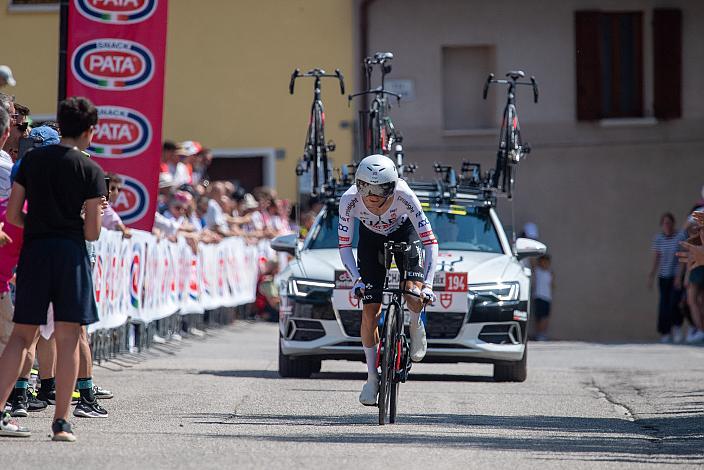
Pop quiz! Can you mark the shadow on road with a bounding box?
[196,370,493,382]
[183,412,704,464]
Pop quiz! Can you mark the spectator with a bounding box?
[3,101,30,162]
[255,259,280,322]
[0,106,17,358]
[102,173,131,238]
[532,254,554,341]
[0,96,105,441]
[0,66,16,88]
[649,213,687,343]
[160,140,190,187]
[679,211,704,343]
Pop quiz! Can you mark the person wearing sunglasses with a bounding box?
[338,154,438,406]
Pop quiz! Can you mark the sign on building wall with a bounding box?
[63,0,168,231]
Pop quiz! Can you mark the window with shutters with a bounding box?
[575,11,643,120]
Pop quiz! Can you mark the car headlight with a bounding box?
[288,279,336,298]
[469,281,520,301]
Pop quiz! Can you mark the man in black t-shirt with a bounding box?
[0,97,105,441]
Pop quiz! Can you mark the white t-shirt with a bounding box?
[337,179,438,285]
[533,266,552,302]
[0,150,14,202]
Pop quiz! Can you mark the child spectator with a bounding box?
[649,213,687,343]
[102,173,131,238]
[533,254,554,341]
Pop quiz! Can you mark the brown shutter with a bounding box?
[575,11,602,120]
[653,8,682,120]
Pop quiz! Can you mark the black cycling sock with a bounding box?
[77,377,95,401]
[40,377,56,392]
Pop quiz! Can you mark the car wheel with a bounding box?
[278,339,314,378]
[493,343,527,382]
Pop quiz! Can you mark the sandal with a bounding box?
[51,419,76,442]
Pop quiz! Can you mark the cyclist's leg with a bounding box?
[356,225,386,403]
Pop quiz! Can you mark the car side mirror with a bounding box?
[515,237,546,260]
[271,233,298,256]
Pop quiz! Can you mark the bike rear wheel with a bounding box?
[378,304,398,425]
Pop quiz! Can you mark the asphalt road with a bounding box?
[1,322,702,469]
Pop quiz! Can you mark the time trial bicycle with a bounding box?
[289,68,345,196]
[482,70,538,198]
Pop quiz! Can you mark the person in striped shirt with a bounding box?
[649,212,686,343]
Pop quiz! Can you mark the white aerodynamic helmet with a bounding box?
[355,154,398,197]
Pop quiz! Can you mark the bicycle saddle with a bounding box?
[374,52,394,61]
[506,70,525,80]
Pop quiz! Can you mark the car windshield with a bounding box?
[306,206,503,253]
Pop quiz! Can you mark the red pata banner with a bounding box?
[65,0,167,231]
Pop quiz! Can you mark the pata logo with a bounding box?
[71,39,154,90]
[112,175,149,224]
[89,106,152,158]
[75,0,157,24]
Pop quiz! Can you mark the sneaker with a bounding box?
[51,419,76,442]
[359,380,379,406]
[36,387,56,405]
[686,330,704,344]
[189,327,205,337]
[10,391,28,418]
[171,333,182,341]
[672,325,684,344]
[659,334,672,344]
[26,390,47,412]
[152,334,166,344]
[73,398,108,418]
[93,385,113,400]
[409,320,427,362]
[0,412,30,438]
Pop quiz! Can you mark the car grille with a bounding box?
[424,311,466,339]
[478,323,521,345]
[290,319,325,341]
[338,310,465,339]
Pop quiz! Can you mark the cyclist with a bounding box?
[338,154,438,405]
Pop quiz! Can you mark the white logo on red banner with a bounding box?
[112,175,149,224]
[75,0,158,24]
[71,38,155,90]
[89,106,152,158]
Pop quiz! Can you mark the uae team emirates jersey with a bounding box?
[337,179,438,284]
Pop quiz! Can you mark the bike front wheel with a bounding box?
[378,303,398,425]
[388,303,402,423]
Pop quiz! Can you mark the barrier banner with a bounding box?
[64,0,168,230]
[89,231,259,333]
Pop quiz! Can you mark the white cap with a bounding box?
[0,66,16,87]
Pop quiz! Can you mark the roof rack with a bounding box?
[324,159,497,209]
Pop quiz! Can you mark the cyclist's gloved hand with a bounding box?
[420,285,435,304]
[353,279,366,299]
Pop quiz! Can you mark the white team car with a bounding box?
[272,185,546,381]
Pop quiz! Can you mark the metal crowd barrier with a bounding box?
[89,304,254,364]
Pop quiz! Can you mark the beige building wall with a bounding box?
[0,0,357,200]
[365,0,704,341]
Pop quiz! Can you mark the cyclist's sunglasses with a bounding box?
[357,180,395,198]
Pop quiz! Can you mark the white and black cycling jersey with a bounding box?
[337,179,438,285]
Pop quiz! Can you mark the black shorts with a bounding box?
[534,298,551,319]
[689,266,704,287]
[357,219,424,304]
[13,238,98,326]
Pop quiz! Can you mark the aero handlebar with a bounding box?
[289,68,345,95]
[482,71,539,103]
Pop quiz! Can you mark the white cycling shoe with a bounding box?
[359,380,379,406]
[410,320,427,362]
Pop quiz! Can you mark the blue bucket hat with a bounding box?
[29,126,60,146]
